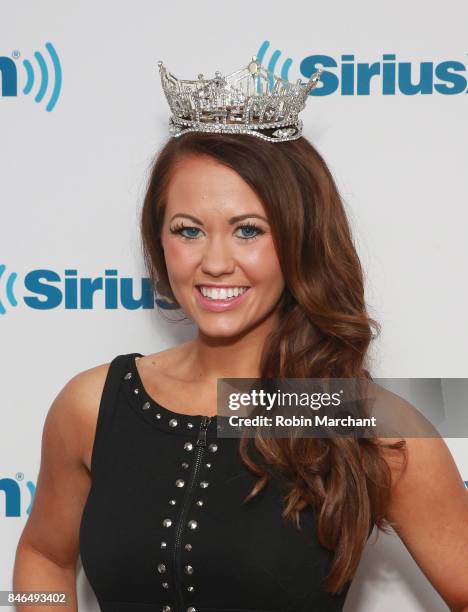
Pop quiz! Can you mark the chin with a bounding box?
[197,320,252,339]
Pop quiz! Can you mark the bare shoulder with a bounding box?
[47,360,113,472]
[365,381,443,485]
[364,382,467,509]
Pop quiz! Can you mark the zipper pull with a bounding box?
[196,415,211,446]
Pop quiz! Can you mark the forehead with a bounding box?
[165,155,265,214]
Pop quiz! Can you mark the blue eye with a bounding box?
[169,224,201,239]
[180,227,200,239]
[236,223,263,240]
[169,222,264,241]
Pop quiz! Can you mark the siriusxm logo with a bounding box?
[0,265,177,314]
[257,40,468,95]
[0,41,62,111]
[0,474,35,517]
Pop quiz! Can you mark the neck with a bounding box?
[187,309,279,382]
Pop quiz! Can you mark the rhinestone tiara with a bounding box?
[157,56,323,143]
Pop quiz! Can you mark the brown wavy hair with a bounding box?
[139,131,407,594]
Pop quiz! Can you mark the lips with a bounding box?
[193,285,251,312]
[196,285,250,300]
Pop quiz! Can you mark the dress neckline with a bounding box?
[122,352,222,437]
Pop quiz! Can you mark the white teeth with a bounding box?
[199,286,248,300]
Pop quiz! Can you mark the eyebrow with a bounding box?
[169,213,268,225]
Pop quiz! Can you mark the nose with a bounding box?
[200,234,236,276]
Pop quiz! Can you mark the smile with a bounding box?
[197,286,249,300]
[194,285,251,312]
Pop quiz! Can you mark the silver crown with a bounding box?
[157,56,322,143]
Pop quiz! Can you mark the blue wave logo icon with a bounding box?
[0,264,18,315]
[255,40,294,91]
[255,40,468,95]
[22,41,62,111]
[0,41,62,111]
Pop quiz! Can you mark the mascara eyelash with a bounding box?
[169,222,264,240]
[169,222,192,235]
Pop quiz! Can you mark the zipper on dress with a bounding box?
[172,415,211,612]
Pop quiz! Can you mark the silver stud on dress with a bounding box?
[124,372,132,380]
[134,388,140,394]
[147,396,215,610]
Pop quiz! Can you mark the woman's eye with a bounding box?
[235,223,264,240]
[169,223,264,241]
[170,225,202,240]
[179,227,201,239]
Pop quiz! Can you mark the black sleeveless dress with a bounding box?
[79,353,354,612]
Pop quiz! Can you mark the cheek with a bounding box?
[240,240,283,285]
[163,241,199,281]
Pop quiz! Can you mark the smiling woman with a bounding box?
[139,130,395,587]
[13,89,468,612]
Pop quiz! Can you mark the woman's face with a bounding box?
[160,154,285,338]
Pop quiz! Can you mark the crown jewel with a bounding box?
[157,56,322,143]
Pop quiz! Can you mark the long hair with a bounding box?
[140,131,407,594]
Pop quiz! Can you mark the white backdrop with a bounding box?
[1,1,467,610]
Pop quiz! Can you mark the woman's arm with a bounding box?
[384,434,468,611]
[13,365,107,611]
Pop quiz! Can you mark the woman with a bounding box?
[13,72,468,611]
